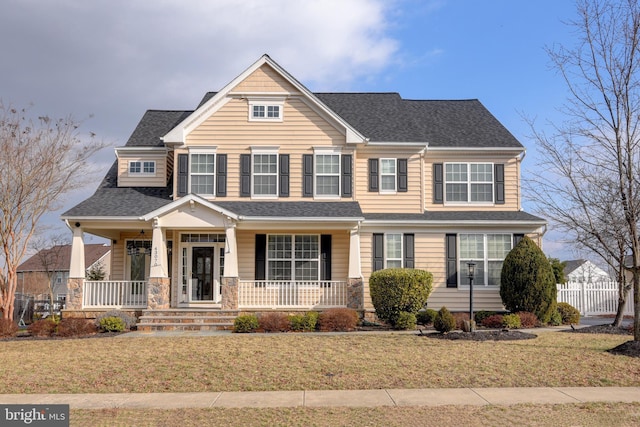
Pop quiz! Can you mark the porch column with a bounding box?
[222,222,239,310]
[348,226,364,310]
[66,223,85,310]
[147,218,170,309]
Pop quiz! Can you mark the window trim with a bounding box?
[457,233,512,287]
[313,148,341,199]
[128,160,156,176]
[444,162,494,205]
[379,158,397,193]
[251,147,279,199]
[189,148,217,197]
[248,100,284,122]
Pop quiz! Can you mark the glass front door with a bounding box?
[182,243,224,304]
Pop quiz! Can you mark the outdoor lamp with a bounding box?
[467,262,476,332]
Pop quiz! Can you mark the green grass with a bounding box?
[1,331,639,394]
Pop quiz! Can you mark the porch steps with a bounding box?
[136,309,239,332]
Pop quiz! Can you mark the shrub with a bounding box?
[517,311,539,328]
[500,236,557,323]
[318,308,358,332]
[259,312,290,332]
[28,318,58,337]
[502,313,521,329]
[451,312,470,330]
[289,312,318,332]
[233,314,259,333]
[57,318,97,337]
[99,316,126,332]
[416,308,438,325]
[481,314,504,328]
[394,312,417,330]
[369,268,433,327]
[0,319,18,337]
[95,311,137,330]
[557,302,581,325]
[549,310,563,326]
[474,310,496,324]
[433,307,456,333]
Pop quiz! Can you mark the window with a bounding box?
[372,233,414,271]
[315,154,340,197]
[253,153,278,197]
[380,159,397,192]
[249,101,283,121]
[459,234,512,286]
[190,152,215,195]
[385,234,403,268]
[267,235,319,281]
[129,161,155,175]
[445,163,493,203]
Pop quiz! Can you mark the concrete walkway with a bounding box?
[1,387,640,409]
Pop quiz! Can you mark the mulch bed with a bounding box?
[567,323,640,358]
[419,329,537,341]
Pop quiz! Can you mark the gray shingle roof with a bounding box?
[125,110,192,147]
[363,211,545,223]
[215,201,363,218]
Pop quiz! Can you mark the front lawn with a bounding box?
[2,331,639,394]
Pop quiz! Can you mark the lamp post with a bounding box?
[467,262,476,332]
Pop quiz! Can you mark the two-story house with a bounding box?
[61,55,546,330]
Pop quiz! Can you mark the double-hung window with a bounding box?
[190,151,216,196]
[315,153,340,197]
[129,160,155,175]
[384,234,403,268]
[459,234,512,286]
[380,158,397,192]
[445,163,493,203]
[267,235,319,281]
[252,152,278,197]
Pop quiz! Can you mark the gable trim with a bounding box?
[139,194,239,222]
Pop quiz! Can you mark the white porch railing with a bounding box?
[557,281,635,316]
[238,280,348,309]
[83,281,147,309]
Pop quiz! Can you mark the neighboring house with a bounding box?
[61,54,546,323]
[17,244,111,300]
[563,259,610,284]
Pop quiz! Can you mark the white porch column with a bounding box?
[348,226,362,278]
[224,223,239,277]
[149,218,168,278]
[69,223,86,278]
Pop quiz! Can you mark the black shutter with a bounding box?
[255,234,266,280]
[513,234,524,247]
[494,164,505,204]
[373,233,384,272]
[279,154,290,197]
[446,234,458,288]
[177,153,189,197]
[368,159,379,192]
[403,233,414,268]
[303,154,313,197]
[341,154,353,197]
[240,154,251,197]
[398,159,408,192]
[321,234,332,280]
[434,163,443,204]
[216,154,227,197]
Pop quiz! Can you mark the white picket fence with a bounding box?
[557,281,634,316]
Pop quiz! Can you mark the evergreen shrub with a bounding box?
[433,307,456,333]
[233,314,259,333]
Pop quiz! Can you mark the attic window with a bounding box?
[129,161,156,176]
[249,100,283,122]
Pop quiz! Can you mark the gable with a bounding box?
[233,63,299,94]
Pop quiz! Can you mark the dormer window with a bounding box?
[129,160,156,175]
[248,99,284,122]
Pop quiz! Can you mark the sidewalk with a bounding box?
[1,387,640,409]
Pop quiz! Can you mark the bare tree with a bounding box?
[30,233,69,317]
[0,104,106,320]
[527,0,640,339]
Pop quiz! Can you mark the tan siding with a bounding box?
[233,64,299,93]
[117,155,167,187]
[424,153,519,211]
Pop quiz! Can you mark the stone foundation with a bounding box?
[147,277,170,309]
[65,278,84,310]
[347,278,363,310]
[221,277,239,309]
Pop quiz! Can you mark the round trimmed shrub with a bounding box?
[556,302,580,324]
[394,312,417,330]
[433,306,456,333]
[502,313,521,329]
[516,311,539,328]
[500,236,557,323]
[481,314,504,328]
[99,316,126,332]
[417,308,438,325]
[369,268,433,327]
[233,314,259,333]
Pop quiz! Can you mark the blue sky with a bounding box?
[0,0,582,260]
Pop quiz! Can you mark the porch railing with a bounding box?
[238,280,348,309]
[83,281,147,309]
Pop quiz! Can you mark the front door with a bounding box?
[191,247,214,301]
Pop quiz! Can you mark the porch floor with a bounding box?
[137,309,239,332]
